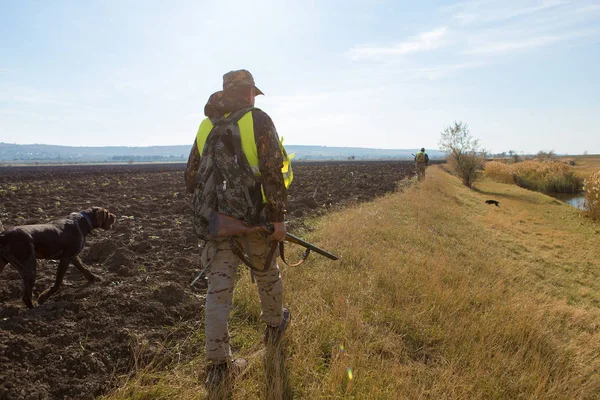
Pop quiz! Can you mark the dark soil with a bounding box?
[0,161,414,399]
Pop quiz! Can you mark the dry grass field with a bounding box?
[570,155,600,179]
[107,166,600,399]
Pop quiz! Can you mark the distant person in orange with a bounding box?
[414,148,429,181]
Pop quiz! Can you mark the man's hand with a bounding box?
[269,221,286,242]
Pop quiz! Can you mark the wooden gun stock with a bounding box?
[209,212,339,261]
[208,212,267,237]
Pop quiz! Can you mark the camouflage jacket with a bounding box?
[185,91,286,222]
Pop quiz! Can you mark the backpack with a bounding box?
[192,107,262,241]
[416,152,428,163]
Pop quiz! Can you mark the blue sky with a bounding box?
[1,0,599,154]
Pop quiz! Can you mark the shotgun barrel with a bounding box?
[281,232,339,260]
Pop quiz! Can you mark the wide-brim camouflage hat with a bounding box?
[222,69,264,95]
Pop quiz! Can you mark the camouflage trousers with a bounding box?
[202,233,284,364]
[416,163,427,181]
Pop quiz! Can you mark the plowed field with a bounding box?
[0,161,415,399]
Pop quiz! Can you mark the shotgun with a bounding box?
[209,212,339,261]
[190,212,339,287]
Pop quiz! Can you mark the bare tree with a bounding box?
[439,121,484,188]
[536,150,555,161]
[508,150,521,163]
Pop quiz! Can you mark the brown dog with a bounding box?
[0,207,116,308]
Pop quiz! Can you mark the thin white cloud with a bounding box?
[445,0,599,28]
[438,0,484,14]
[11,89,70,106]
[347,27,448,60]
[0,108,30,116]
[453,13,477,25]
[440,0,600,55]
[576,4,600,13]
[403,62,486,80]
[496,0,571,21]
[464,29,598,54]
[465,34,563,54]
[344,1,598,84]
[444,0,571,24]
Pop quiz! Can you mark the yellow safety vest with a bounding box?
[195,110,293,202]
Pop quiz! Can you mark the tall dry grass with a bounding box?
[584,170,600,220]
[512,160,582,193]
[106,167,600,399]
[485,160,582,193]
[484,161,514,184]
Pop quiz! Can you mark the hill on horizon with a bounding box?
[0,142,446,163]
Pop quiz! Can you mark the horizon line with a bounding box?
[0,142,443,151]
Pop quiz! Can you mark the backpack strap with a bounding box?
[208,106,256,164]
[203,107,257,157]
[212,106,257,127]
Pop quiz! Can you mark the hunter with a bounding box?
[414,147,429,182]
[184,69,292,390]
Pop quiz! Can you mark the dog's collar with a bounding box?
[79,212,94,229]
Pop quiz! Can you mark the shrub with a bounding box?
[536,150,556,161]
[583,171,600,220]
[484,161,514,184]
[439,121,485,188]
[508,150,521,164]
[448,152,485,188]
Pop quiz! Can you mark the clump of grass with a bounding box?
[583,170,600,220]
[485,160,582,193]
[484,161,514,184]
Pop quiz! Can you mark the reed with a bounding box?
[485,160,582,193]
[583,170,600,220]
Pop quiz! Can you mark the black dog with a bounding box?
[0,207,116,308]
[485,200,500,207]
